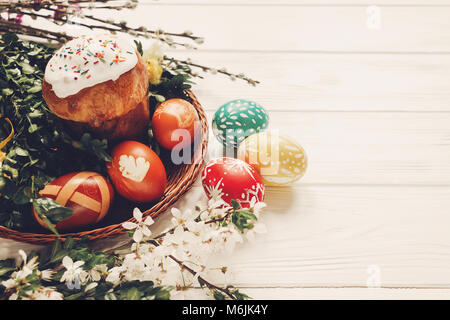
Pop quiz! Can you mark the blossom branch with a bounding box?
[167,253,236,300]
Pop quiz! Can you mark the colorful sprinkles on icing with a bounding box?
[54,37,128,79]
[44,34,138,98]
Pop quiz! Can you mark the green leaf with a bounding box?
[27,85,42,93]
[155,289,171,300]
[48,239,62,262]
[64,237,75,251]
[27,109,44,118]
[15,147,29,157]
[232,289,251,300]
[2,88,13,96]
[231,200,240,211]
[125,287,142,300]
[2,33,18,44]
[33,197,73,226]
[28,123,40,133]
[134,40,143,56]
[19,62,35,75]
[12,186,32,205]
[148,92,166,103]
[231,207,258,233]
[213,290,226,300]
[0,259,15,277]
[65,291,86,300]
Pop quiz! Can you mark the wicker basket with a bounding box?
[0,90,208,245]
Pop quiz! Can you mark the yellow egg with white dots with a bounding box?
[238,131,308,186]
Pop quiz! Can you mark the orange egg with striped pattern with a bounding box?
[32,171,114,231]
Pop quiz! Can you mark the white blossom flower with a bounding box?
[245,221,267,242]
[87,264,108,282]
[1,191,269,301]
[171,208,196,227]
[122,256,147,282]
[8,293,18,300]
[60,256,87,285]
[200,198,231,221]
[1,250,39,290]
[206,227,244,253]
[22,287,63,300]
[185,219,206,235]
[123,208,154,243]
[105,266,125,285]
[38,269,54,281]
[250,198,267,216]
[243,199,267,241]
[15,249,38,280]
[1,279,16,290]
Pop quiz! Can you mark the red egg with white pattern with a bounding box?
[201,157,265,208]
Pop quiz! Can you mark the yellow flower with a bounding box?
[145,58,163,85]
[143,43,164,85]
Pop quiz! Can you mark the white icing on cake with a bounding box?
[44,34,138,98]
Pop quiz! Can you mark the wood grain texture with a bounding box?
[142,1,450,5]
[211,184,450,287]
[182,287,450,300]
[164,51,450,112]
[206,111,450,185]
[111,5,450,52]
[237,288,450,300]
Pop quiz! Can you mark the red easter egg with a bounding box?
[32,171,114,231]
[201,157,265,208]
[152,99,199,150]
[106,140,167,203]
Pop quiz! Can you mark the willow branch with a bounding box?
[3,2,204,48]
[0,19,71,42]
[163,56,260,86]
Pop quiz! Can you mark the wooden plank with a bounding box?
[25,5,450,52]
[141,1,450,5]
[162,51,450,112]
[162,287,450,299]
[110,5,450,52]
[237,287,450,300]
[206,111,450,185]
[205,184,450,287]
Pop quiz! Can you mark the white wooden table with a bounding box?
[3,0,450,299]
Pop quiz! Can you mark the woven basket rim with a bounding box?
[0,90,208,245]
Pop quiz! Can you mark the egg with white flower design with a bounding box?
[212,99,269,148]
[107,140,167,203]
[201,157,265,208]
[119,154,150,182]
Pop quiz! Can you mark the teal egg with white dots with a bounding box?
[212,99,269,148]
